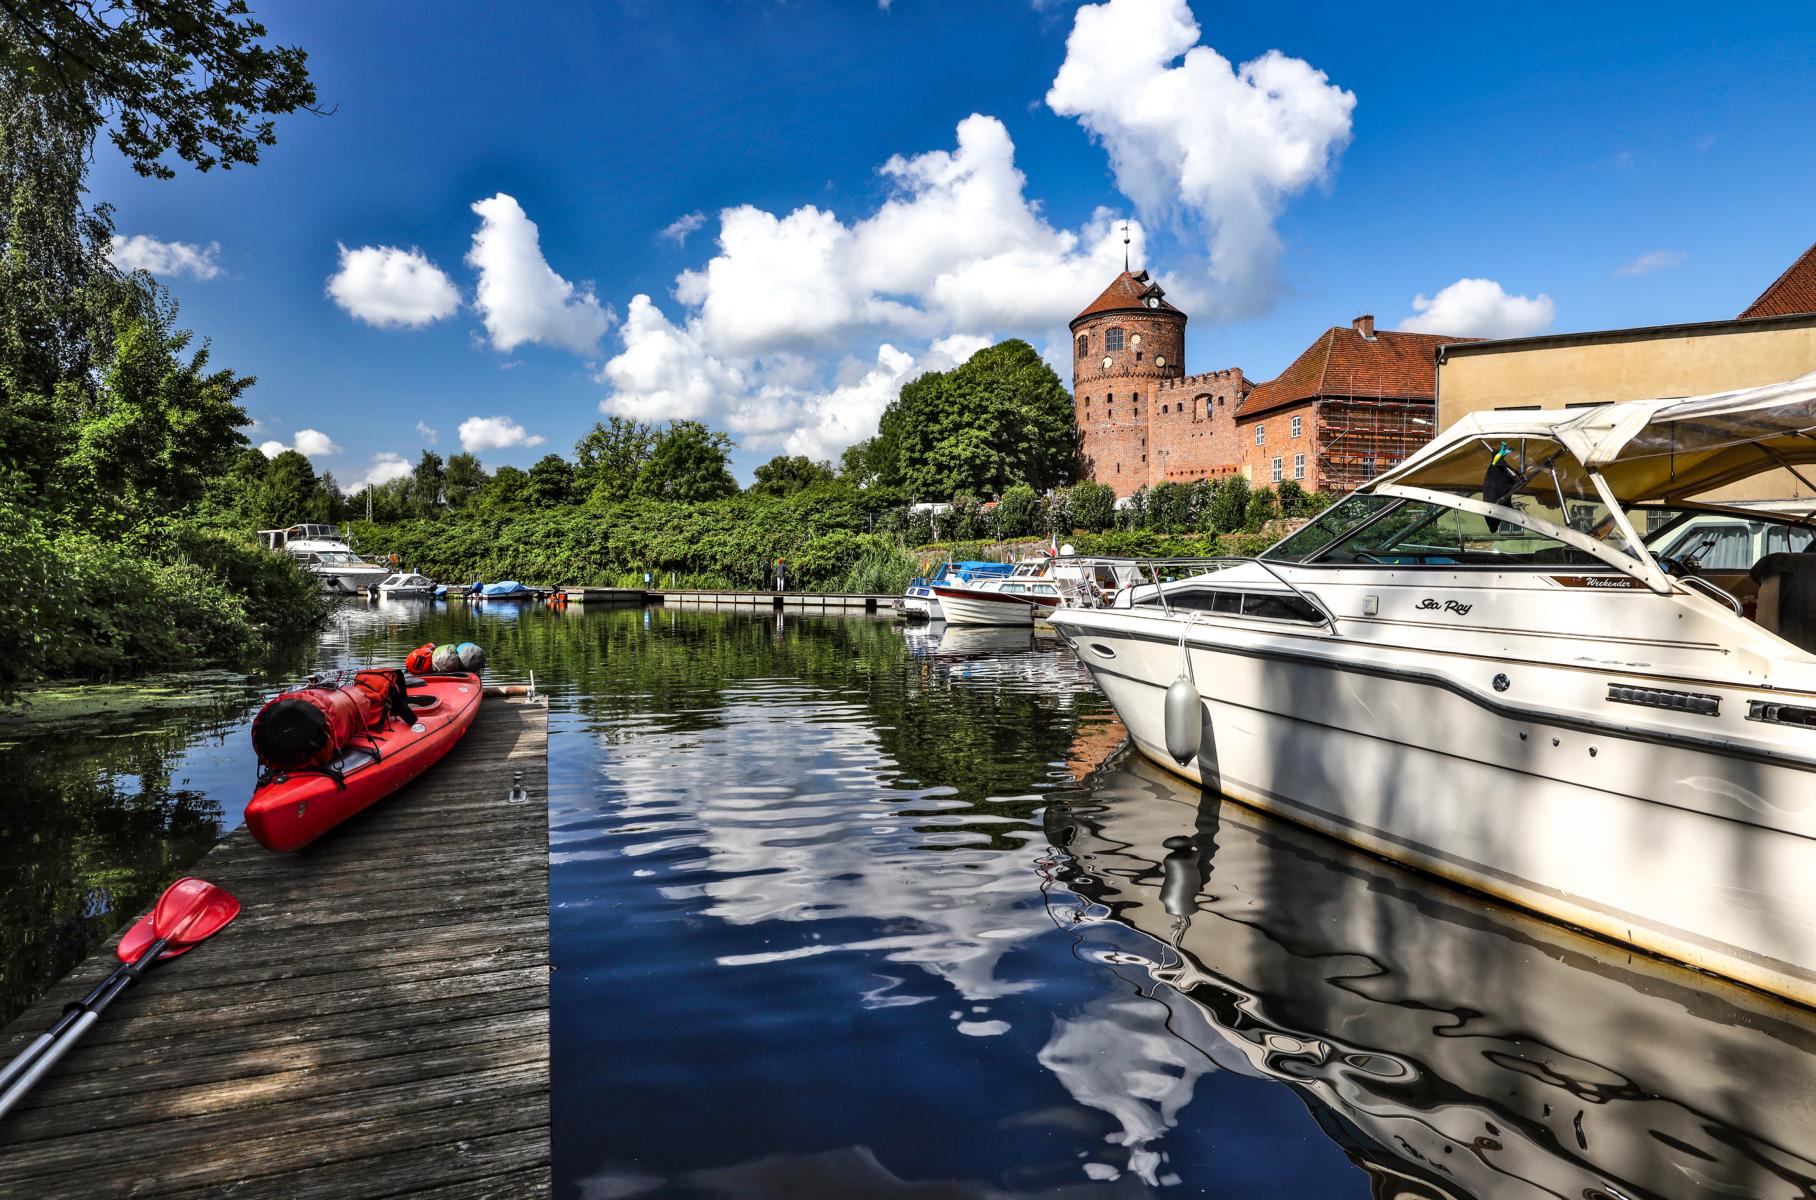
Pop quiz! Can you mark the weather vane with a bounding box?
[1121,220,1130,271]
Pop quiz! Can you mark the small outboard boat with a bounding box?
[244,643,486,851]
[473,580,541,600]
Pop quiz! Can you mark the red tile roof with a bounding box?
[1740,241,1816,319]
[1071,270,1183,324]
[1236,325,1466,419]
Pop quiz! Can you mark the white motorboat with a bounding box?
[902,560,1012,620]
[1051,370,1816,1007]
[376,572,436,599]
[933,558,1066,627]
[258,524,389,594]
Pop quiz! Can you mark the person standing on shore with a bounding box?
[774,558,788,592]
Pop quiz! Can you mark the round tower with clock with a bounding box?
[1070,264,1187,493]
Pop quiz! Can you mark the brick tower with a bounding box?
[1070,266,1186,492]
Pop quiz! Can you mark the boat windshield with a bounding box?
[1269,436,1644,568]
[313,552,363,565]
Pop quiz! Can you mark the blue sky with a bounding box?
[95,0,1816,487]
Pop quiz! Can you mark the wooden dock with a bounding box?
[0,696,551,1198]
[651,588,894,612]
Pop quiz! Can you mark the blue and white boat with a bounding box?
[902,560,1013,620]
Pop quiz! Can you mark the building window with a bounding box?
[1271,457,1283,483]
[1161,403,1168,414]
[1077,334,1088,358]
[1255,425,1265,446]
[1105,327,1125,352]
[1083,395,1090,407]
[1293,453,1305,480]
[1291,415,1302,438]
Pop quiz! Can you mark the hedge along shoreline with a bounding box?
[350,491,1301,597]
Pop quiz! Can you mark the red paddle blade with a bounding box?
[115,913,191,963]
[152,877,240,943]
[109,878,240,964]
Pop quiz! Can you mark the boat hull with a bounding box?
[1053,611,1816,1008]
[245,673,484,851]
[902,588,940,620]
[932,586,1056,627]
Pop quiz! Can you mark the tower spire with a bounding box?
[1121,221,1130,272]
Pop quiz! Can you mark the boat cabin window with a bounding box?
[1145,588,1324,623]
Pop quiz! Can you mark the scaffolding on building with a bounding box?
[1314,399,1436,493]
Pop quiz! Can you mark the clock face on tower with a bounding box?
[1155,355,1167,368]
[1101,356,1112,370]
[1146,297,1160,308]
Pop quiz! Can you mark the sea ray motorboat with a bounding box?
[902,560,1013,620]
[1050,369,1816,1007]
[258,524,389,594]
[376,572,436,599]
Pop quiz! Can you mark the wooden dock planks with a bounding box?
[0,696,551,1198]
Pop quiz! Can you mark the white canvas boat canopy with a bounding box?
[1345,370,1816,593]
[1377,368,1816,503]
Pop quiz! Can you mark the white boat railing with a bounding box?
[1047,555,1248,611]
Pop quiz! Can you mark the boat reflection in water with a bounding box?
[1042,747,1816,1200]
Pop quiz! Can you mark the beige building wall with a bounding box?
[1436,314,1816,502]
[1436,314,1816,428]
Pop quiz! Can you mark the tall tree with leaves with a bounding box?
[874,339,1077,501]
[0,0,319,179]
[526,453,576,507]
[750,454,835,497]
[254,450,316,527]
[445,451,486,510]
[409,450,446,515]
[574,417,657,502]
[635,421,737,502]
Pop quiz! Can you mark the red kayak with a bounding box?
[244,668,483,851]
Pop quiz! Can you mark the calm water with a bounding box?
[5,600,1816,1198]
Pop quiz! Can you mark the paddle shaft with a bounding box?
[0,934,174,1120]
[0,952,143,1096]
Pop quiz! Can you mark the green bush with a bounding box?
[1068,482,1116,533]
[993,484,1041,538]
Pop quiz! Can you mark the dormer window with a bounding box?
[1105,327,1125,352]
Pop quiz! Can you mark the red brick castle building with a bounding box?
[1071,268,1458,496]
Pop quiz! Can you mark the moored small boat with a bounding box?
[245,661,484,851]
[903,561,1013,620]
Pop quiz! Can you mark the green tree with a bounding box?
[1276,479,1313,518]
[410,450,446,516]
[526,453,576,507]
[476,465,530,513]
[875,339,1077,500]
[254,450,317,527]
[1245,485,1280,532]
[1209,475,1251,534]
[993,484,1040,538]
[0,0,319,179]
[574,417,657,502]
[1147,482,1189,533]
[636,420,737,502]
[838,438,879,486]
[445,452,487,510]
[1069,482,1116,533]
[751,454,836,497]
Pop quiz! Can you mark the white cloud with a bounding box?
[349,452,413,490]
[258,429,342,459]
[1045,0,1355,316]
[598,295,748,423]
[597,115,1151,463]
[1614,249,1686,277]
[672,116,1135,358]
[415,420,438,443]
[467,194,615,355]
[109,234,222,280]
[458,414,546,453]
[660,211,706,245]
[292,429,342,457]
[1398,278,1556,339]
[325,244,460,328]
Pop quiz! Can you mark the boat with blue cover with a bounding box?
[902,561,1013,620]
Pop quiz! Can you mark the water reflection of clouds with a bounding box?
[580,683,1058,1013]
